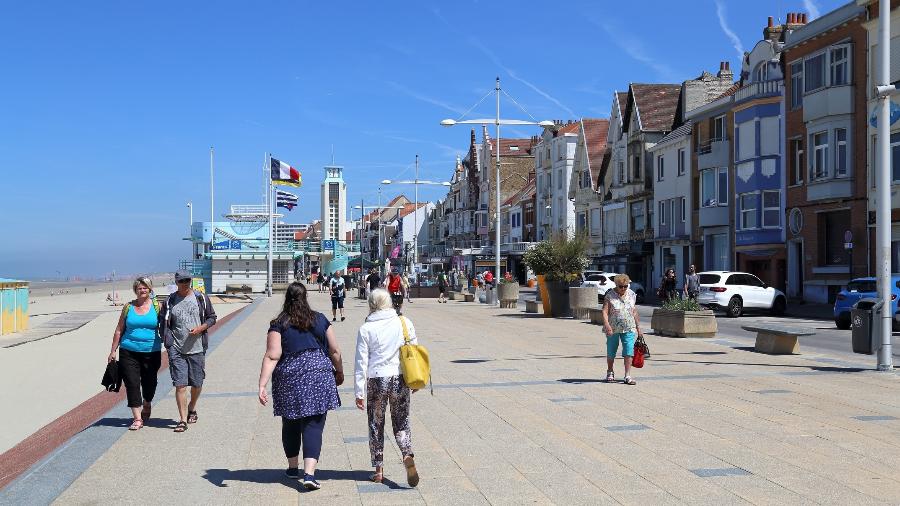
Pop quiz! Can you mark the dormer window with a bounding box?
[754,62,768,82]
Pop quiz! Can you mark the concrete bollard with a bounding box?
[569,287,599,320]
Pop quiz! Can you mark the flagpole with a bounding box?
[210,147,215,224]
[267,153,274,297]
[263,152,269,207]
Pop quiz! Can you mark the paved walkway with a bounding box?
[5,291,900,504]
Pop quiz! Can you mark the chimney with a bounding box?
[764,15,784,41]
[717,60,733,80]
[801,13,807,23]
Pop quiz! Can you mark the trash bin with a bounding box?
[851,298,882,355]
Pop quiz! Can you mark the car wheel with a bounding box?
[770,296,786,316]
[635,289,645,304]
[835,315,850,330]
[727,297,742,318]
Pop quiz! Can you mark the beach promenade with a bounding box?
[3,289,900,504]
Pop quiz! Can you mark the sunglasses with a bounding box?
[615,284,628,289]
[176,279,191,284]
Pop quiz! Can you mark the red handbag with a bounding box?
[632,335,649,368]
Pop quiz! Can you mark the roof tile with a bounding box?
[630,84,681,132]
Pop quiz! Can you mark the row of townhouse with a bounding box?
[426,2,900,303]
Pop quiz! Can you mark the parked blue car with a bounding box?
[833,275,900,329]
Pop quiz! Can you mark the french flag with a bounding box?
[270,157,302,187]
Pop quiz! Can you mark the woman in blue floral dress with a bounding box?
[258,282,343,490]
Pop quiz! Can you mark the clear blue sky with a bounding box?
[0,0,846,279]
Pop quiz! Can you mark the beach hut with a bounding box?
[0,278,29,335]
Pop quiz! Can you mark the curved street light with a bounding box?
[440,77,552,304]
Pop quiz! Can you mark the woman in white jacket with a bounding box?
[354,288,419,487]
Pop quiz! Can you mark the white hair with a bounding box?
[368,288,393,313]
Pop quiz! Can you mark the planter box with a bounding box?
[589,308,604,324]
[525,299,543,314]
[448,291,462,301]
[463,293,475,302]
[546,280,576,318]
[498,282,519,302]
[650,309,718,338]
[569,287,598,320]
[536,275,552,316]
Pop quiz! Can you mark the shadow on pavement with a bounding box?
[650,356,868,373]
[202,468,302,490]
[495,313,548,319]
[450,359,492,364]
[558,378,604,384]
[93,417,178,429]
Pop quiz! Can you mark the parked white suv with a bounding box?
[696,271,786,317]
[581,271,646,303]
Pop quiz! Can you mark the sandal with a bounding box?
[140,403,151,421]
[605,371,615,383]
[128,419,144,431]
[404,456,419,487]
[624,376,636,386]
[173,421,188,433]
[187,411,198,424]
[370,472,383,483]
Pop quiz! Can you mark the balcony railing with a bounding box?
[734,79,783,102]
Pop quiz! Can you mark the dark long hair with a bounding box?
[271,282,316,330]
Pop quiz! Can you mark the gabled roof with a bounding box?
[582,119,609,185]
[486,137,535,156]
[501,178,536,207]
[713,82,741,100]
[628,84,681,132]
[654,120,692,147]
[557,121,581,135]
[615,92,628,121]
[397,202,429,219]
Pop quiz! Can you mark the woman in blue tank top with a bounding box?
[108,277,162,430]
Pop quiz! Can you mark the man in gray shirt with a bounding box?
[161,271,217,433]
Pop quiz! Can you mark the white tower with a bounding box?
[321,166,347,241]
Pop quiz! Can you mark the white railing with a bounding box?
[229,204,268,215]
[734,79,783,102]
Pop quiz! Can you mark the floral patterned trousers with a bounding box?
[366,375,413,467]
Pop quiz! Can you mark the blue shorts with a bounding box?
[606,331,636,358]
[168,349,206,387]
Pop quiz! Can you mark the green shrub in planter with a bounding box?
[660,297,703,312]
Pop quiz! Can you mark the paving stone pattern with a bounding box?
[48,292,900,504]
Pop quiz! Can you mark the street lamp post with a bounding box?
[382,157,451,278]
[440,77,553,304]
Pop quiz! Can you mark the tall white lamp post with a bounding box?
[441,77,553,303]
[382,155,451,276]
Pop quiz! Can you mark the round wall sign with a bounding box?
[789,208,803,236]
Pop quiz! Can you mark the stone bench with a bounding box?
[589,308,605,325]
[525,299,543,314]
[463,293,475,303]
[448,291,461,301]
[741,324,816,354]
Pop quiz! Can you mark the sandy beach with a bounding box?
[0,286,252,454]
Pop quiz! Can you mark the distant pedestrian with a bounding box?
[160,270,217,432]
[437,271,449,303]
[107,276,162,431]
[659,268,678,302]
[354,289,419,487]
[402,272,413,303]
[475,271,485,291]
[683,265,700,301]
[483,269,494,289]
[385,269,404,314]
[367,268,381,297]
[258,282,343,489]
[601,274,642,385]
[330,270,346,322]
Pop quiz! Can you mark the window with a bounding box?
[740,192,758,230]
[760,117,779,155]
[790,139,805,185]
[754,62,768,82]
[616,161,625,185]
[630,201,645,232]
[681,197,686,222]
[820,210,850,266]
[659,201,666,226]
[557,169,563,189]
[707,233,729,270]
[830,45,849,86]
[811,131,828,180]
[576,212,586,234]
[737,120,755,160]
[582,169,591,189]
[701,167,728,207]
[677,148,685,176]
[790,61,803,109]
[835,128,848,177]
[762,190,780,228]
[713,115,725,141]
[633,155,641,180]
[804,52,826,92]
[590,208,601,236]
[669,200,676,235]
[657,155,664,181]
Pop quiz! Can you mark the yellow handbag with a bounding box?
[398,316,433,394]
